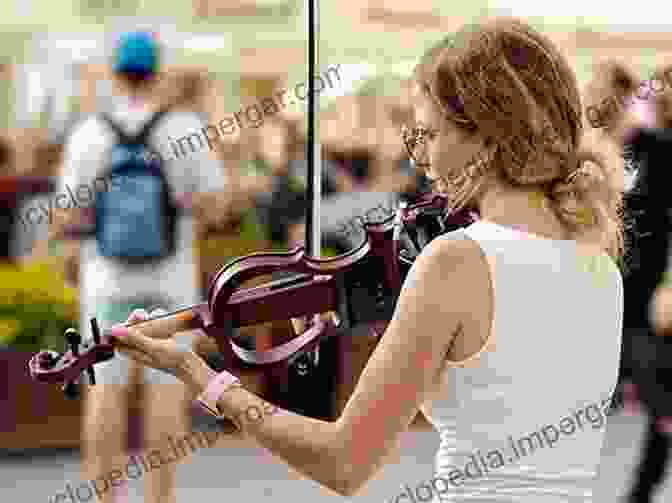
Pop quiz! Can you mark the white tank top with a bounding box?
[419,220,623,503]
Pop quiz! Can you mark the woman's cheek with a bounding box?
[437,141,461,170]
[431,139,447,164]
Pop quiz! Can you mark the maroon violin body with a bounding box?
[28,192,477,398]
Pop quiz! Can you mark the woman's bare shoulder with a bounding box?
[407,232,488,297]
[419,232,485,272]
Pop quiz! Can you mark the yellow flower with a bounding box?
[0,261,77,313]
[0,318,21,345]
[0,266,24,305]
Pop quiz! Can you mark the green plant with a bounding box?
[0,261,78,352]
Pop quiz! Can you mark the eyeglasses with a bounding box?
[401,124,439,166]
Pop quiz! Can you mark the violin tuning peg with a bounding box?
[64,328,81,356]
[65,328,80,343]
[62,379,81,400]
[37,350,61,369]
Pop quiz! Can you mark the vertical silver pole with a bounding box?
[304,0,321,258]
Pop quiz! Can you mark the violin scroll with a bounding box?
[28,318,115,391]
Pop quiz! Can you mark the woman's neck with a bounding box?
[477,185,569,240]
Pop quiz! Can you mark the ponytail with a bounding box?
[547,130,624,259]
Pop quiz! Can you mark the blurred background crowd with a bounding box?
[0,15,434,455]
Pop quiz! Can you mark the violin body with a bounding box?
[28,193,476,416]
[180,192,474,364]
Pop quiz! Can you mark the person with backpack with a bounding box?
[51,31,228,503]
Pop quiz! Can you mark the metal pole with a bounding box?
[304,0,321,258]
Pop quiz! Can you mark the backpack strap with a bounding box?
[134,106,170,146]
[99,113,133,144]
[99,106,170,146]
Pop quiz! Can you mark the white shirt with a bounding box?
[421,220,623,503]
[58,97,226,335]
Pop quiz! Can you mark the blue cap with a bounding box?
[113,31,159,76]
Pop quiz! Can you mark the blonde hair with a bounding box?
[413,17,624,259]
[583,60,639,131]
[591,60,639,97]
[650,63,672,129]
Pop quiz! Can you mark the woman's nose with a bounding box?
[412,149,431,169]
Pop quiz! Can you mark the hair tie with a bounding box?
[549,164,582,199]
[564,168,582,185]
[563,150,585,185]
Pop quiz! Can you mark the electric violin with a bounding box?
[27,0,478,413]
[27,192,475,388]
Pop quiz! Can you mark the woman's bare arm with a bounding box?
[180,236,483,496]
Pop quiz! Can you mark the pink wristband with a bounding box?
[195,370,241,417]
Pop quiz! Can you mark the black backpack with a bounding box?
[95,108,178,264]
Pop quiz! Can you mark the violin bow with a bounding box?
[305,0,320,260]
[287,0,328,377]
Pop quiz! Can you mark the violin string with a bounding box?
[116,304,198,329]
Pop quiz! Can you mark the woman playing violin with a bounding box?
[111,17,624,502]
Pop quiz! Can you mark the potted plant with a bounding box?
[0,259,81,450]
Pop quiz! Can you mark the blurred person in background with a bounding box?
[585,60,672,503]
[253,116,309,245]
[353,94,419,194]
[583,62,639,402]
[319,95,416,194]
[287,94,425,251]
[50,31,229,503]
[619,63,672,503]
[255,115,343,250]
[166,70,242,239]
[321,95,380,192]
